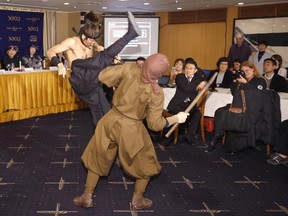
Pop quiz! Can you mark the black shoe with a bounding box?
[127,11,142,37]
[205,144,216,153]
[204,134,222,153]
[267,153,288,165]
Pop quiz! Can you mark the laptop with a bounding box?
[158,76,171,88]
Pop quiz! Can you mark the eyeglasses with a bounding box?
[8,46,18,51]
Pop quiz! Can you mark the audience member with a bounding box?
[248,40,271,74]
[232,59,242,72]
[207,57,234,90]
[267,120,288,165]
[168,58,185,86]
[166,59,207,145]
[227,33,251,69]
[271,54,287,79]
[22,45,43,69]
[46,11,141,125]
[135,56,145,68]
[263,58,288,92]
[72,53,189,210]
[1,45,25,71]
[205,61,267,153]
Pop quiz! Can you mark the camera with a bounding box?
[233,70,245,79]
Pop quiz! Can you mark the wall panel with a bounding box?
[159,21,226,73]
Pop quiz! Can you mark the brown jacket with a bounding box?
[81,63,166,178]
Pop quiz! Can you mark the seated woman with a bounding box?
[231,58,242,73]
[22,45,43,69]
[165,59,206,144]
[205,60,267,153]
[168,58,185,86]
[207,57,234,90]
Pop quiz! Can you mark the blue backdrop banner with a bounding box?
[0,10,44,62]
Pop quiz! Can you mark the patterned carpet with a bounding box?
[0,109,287,216]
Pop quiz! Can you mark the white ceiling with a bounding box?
[0,0,286,13]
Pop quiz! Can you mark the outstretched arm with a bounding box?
[47,38,76,77]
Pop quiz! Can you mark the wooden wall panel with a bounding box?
[169,8,226,24]
[159,22,226,74]
[239,3,288,18]
[56,13,69,44]
[239,5,275,18]
[56,12,80,44]
[276,4,288,17]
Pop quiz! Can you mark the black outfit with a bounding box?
[1,54,24,70]
[271,120,288,155]
[207,69,234,90]
[227,42,251,68]
[68,26,138,125]
[213,77,267,138]
[264,73,288,93]
[167,71,206,138]
[230,76,267,95]
[208,77,272,153]
[223,89,280,153]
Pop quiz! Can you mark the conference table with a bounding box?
[163,87,288,122]
[0,69,87,123]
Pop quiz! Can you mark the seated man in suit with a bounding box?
[263,58,288,92]
[165,58,207,145]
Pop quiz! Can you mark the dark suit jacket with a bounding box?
[268,73,288,93]
[224,89,280,152]
[207,69,234,89]
[167,71,206,113]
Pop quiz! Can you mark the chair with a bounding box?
[160,89,209,144]
[197,89,209,142]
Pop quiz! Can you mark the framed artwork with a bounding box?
[234,17,288,67]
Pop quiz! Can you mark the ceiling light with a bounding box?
[64,2,69,5]
[102,6,107,9]
[238,2,244,6]
[144,2,149,6]
[177,7,182,10]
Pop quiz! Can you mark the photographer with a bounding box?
[205,61,267,153]
[231,61,266,95]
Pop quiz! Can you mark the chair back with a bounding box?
[197,89,209,113]
[196,89,209,142]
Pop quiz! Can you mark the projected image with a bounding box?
[104,16,159,60]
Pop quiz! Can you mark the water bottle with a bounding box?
[11,63,15,71]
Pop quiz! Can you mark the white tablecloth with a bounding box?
[163,87,288,121]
